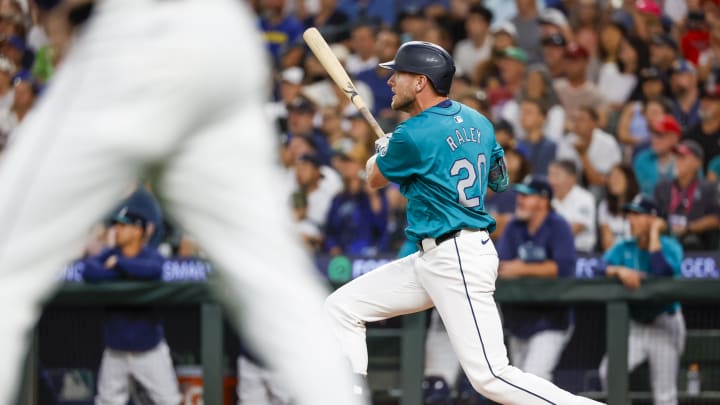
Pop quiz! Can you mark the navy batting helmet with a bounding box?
[379,41,455,96]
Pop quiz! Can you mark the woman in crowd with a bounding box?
[598,164,640,251]
[500,64,565,143]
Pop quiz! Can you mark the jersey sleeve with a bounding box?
[658,237,684,277]
[602,241,625,266]
[375,125,423,184]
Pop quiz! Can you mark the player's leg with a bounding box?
[157,100,367,405]
[417,232,602,404]
[237,356,274,405]
[508,336,529,372]
[425,309,461,386]
[324,254,435,374]
[647,312,685,405]
[521,329,573,380]
[598,322,649,390]
[95,350,132,405]
[128,340,182,405]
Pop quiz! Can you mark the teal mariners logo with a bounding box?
[328,255,353,285]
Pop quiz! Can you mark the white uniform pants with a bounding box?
[599,311,686,405]
[96,341,181,405]
[425,309,461,385]
[509,328,573,381]
[326,230,602,405]
[0,1,362,404]
[236,356,290,405]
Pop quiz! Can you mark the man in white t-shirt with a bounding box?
[295,153,342,234]
[345,22,379,76]
[453,5,494,76]
[548,159,597,253]
[556,106,621,190]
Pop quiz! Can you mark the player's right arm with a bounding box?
[488,139,508,192]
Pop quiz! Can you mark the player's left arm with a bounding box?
[371,127,423,190]
[488,143,508,193]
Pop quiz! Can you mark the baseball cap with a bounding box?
[538,8,569,28]
[673,140,704,161]
[113,206,148,228]
[502,47,528,63]
[670,59,696,74]
[564,43,589,60]
[287,97,316,113]
[623,194,659,216]
[650,114,682,136]
[490,21,517,39]
[541,33,567,47]
[610,10,634,32]
[635,0,661,17]
[513,176,553,200]
[495,119,515,137]
[651,33,678,50]
[298,153,323,168]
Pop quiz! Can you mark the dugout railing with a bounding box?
[18,277,720,405]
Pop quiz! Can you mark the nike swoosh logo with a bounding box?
[481,238,490,245]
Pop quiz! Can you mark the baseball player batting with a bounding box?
[325,41,604,404]
[0,1,365,404]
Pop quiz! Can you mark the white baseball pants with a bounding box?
[236,356,290,405]
[0,1,362,404]
[424,309,461,385]
[326,230,603,404]
[599,311,686,405]
[509,328,573,381]
[96,340,181,405]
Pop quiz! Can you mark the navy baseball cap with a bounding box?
[298,153,323,168]
[513,176,553,200]
[112,206,147,228]
[623,194,659,216]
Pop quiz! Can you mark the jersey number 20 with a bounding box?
[450,154,486,208]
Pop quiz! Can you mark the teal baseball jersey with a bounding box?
[376,100,503,242]
[603,235,683,322]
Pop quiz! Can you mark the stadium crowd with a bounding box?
[1,0,719,403]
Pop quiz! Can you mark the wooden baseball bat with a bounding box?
[302,27,386,139]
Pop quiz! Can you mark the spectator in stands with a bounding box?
[709,155,720,183]
[324,146,387,256]
[511,0,542,64]
[285,97,333,164]
[491,46,527,113]
[598,195,686,405]
[538,7,571,40]
[0,56,14,111]
[258,0,303,67]
[266,66,304,123]
[630,66,666,104]
[598,164,639,251]
[697,15,720,84]
[634,114,682,196]
[556,106,621,189]
[548,159,597,253]
[0,74,38,149]
[345,21,378,76]
[0,35,27,71]
[474,21,516,88]
[681,10,710,66]
[83,207,181,404]
[291,190,322,251]
[597,25,641,108]
[554,43,608,125]
[670,59,702,128]
[541,33,567,79]
[453,5,493,78]
[396,6,430,42]
[501,64,565,143]
[516,98,556,176]
[649,33,679,91]
[655,140,720,250]
[456,88,491,118]
[301,0,349,40]
[617,96,672,159]
[355,28,399,118]
[295,153,341,239]
[682,84,720,171]
[497,176,576,381]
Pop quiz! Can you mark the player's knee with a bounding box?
[324,290,349,321]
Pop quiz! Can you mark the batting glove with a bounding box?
[375,133,392,157]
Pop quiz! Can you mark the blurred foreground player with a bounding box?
[0,1,364,404]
